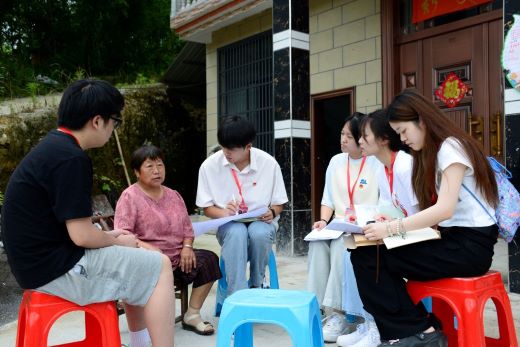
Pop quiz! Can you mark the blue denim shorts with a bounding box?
[36,245,162,306]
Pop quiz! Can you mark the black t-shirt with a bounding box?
[1,130,92,289]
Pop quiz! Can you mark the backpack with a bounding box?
[462,157,520,242]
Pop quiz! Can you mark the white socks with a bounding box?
[129,328,151,347]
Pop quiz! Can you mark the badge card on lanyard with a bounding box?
[345,156,367,222]
[231,169,249,214]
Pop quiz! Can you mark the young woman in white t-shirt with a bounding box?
[359,109,419,218]
[307,112,383,343]
[352,89,498,347]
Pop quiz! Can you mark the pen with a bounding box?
[232,194,238,215]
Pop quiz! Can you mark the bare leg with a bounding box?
[183,281,216,334]
[188,281,213,309]
[124,254,174,347]
[123,304,147,332]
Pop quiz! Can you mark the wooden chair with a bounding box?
[175,283,189,323]
[91,195,188,324]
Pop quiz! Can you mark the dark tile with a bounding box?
[276,209,311,256]
[274,48,291,121]
[276,210,292,254]
[293,209,312,255]
[291,48,310,121]
[291,0,309,33]
[275,137,293,205]
[273,0,289,33]
[292,137,311,209]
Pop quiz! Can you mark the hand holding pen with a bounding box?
[225,194,239,216]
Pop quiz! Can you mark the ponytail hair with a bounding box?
[343,112,366,146]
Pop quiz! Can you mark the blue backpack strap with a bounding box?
[488,157,512,178]
[461,183,497,223]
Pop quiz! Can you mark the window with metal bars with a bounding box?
[217,30,274,154]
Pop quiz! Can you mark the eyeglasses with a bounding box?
[109,114,123,129]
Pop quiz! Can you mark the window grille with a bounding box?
[218,30,274,154]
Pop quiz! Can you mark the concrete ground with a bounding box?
[0,234,518,346]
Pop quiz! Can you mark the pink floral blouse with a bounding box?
[114,183,194,268]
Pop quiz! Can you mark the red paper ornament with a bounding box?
[435,72,468,108]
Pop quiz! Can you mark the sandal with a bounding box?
[182,312,215,336]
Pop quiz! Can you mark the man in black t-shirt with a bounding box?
[1,79,174,347]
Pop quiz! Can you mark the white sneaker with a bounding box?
[322,313,350,343]
[336,322,366,346]
[337,321,380,347]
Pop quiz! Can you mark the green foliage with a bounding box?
[0,0,184,100]
[0,86,206,212]
[94,174,122,194]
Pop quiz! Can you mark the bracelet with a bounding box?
[385,221,393,237]
[398,218,407,239]
[320,218,329,225]
[183,244,193,249]
[269,207,276,218]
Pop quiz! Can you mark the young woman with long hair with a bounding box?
[359,109,419,218]
[351,89,498,347]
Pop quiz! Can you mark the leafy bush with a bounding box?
[0,0,184,100]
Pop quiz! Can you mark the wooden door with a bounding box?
[398,16,504,158]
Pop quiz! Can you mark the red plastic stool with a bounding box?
[407,271,518,347]
[16,290,121,347]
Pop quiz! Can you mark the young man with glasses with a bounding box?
[196,116,288,299]
[1,79,175,347]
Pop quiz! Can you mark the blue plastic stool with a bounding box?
[216,289,324,347]
[215,248,279,316]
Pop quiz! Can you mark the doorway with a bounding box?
[310,88,355,222]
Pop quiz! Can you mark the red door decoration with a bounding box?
[435,72,468,108]
[412,0,492,24]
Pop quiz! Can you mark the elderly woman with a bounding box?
[115,145,221,345]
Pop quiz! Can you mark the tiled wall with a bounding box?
[309,0,382,113]
[204,10,273,155]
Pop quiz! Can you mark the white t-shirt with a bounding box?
[196,148,288,214]
[376,151,419,217]
[321,154,382,218]
[436,137,495,227]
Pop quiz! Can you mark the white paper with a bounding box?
[192,207,268,237]
[354,204,380,226]
[304,228,344,241]
[304,218,363,242]
[382,227,440,249]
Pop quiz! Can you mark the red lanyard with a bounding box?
[384,152,397,194]
[347,156,367,210]
[57,127,80,146]
[230,169,246,205]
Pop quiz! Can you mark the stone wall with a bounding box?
[0,84,206,212]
